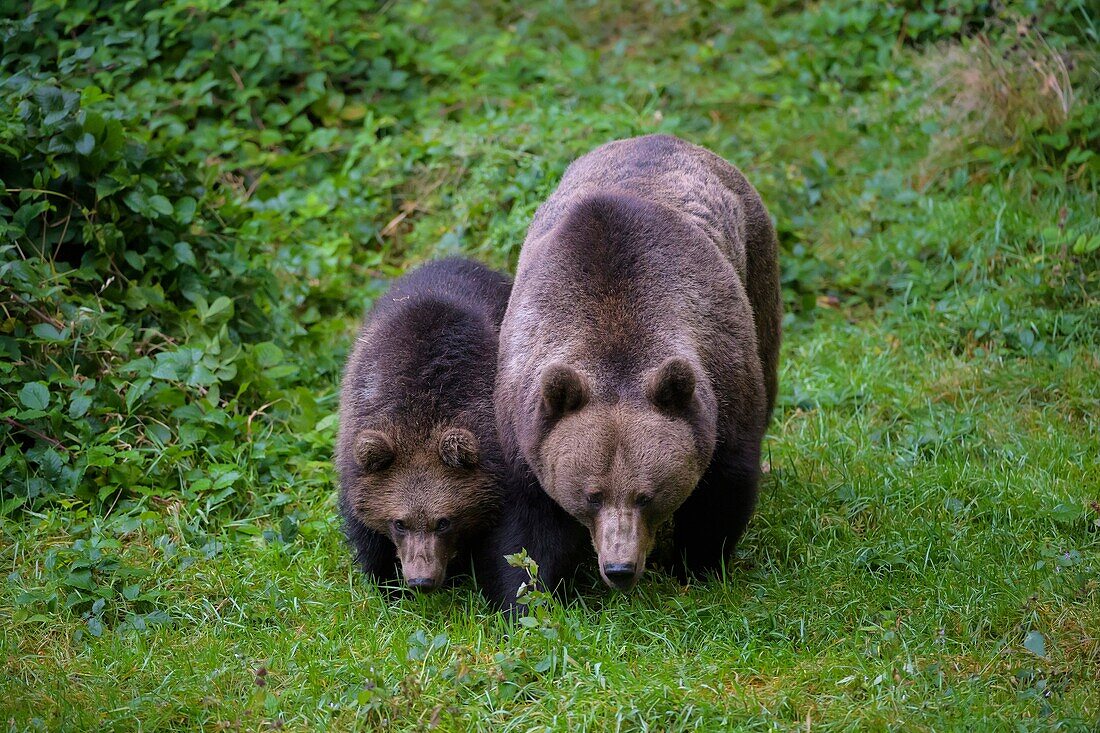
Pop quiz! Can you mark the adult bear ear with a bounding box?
[540,363,589,421]
[355,429,395,472]
[647,357,696,413]
[439,427,479,469]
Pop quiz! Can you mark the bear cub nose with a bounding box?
[603,562,637,589]
[407,577,438,592]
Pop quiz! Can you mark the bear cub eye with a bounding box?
[586,492,603,507]
[635,495,652,507]
[435,518,451,532]
[393,520,408,534]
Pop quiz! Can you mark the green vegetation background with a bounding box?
[2,1,1098,729]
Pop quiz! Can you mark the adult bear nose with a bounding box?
[406,577,438,592]
[602,562,637,589]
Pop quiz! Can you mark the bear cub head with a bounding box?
[348,421,494,591]
[533,356,715,590]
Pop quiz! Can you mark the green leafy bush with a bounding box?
[0,4,338,514]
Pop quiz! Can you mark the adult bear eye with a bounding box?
[393,520,408,534]
[435,518,451,532]
[635,495,652,507]
[586,493,603,507]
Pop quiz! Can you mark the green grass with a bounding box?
[2,1,1099,730]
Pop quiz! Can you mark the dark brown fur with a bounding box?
[477,135,781,610]
[336,258,511,592]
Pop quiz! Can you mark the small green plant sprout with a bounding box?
[505,550,557,638]
[502,550,566,681]
[505,549,543,608]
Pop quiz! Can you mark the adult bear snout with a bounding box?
[594,507,648,590]
[602,562,638,589]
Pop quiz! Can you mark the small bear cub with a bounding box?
[336,258,510,592]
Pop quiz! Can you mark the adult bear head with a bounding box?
[531,356,718,590]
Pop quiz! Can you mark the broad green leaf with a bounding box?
[68,395,93,419]
[1023,630,1047,658]
[19,382,50,410]
[1072,234,1100,254]
[125,378,152,412]
[253,342,283,368]
[32,323,66,341]
[86,617,104,638]
[173,241,197,267]
[122,189,147,215]
[75,133,95,155]
[148,195,173,217]
[175,197,197,225]
[202,296,234,323]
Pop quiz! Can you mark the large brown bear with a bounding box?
[336,258,511,592]
[477,135,780,611]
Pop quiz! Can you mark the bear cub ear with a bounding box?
[439,427,479,469]
[647,357,697,413]
[355,429,395,472]
[540,363,589,421]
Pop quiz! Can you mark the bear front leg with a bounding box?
[672,442,760,580]
[475,474,586,614]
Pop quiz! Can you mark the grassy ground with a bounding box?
[2,1,1098,730]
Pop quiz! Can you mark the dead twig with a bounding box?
[8,292,65,330]
[3,417,68,452]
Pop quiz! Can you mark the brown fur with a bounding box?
[478,135,780,609]
[344,419,497,586]
[336,258,510,592]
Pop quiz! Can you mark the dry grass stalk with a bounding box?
[922,17,1078,158]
